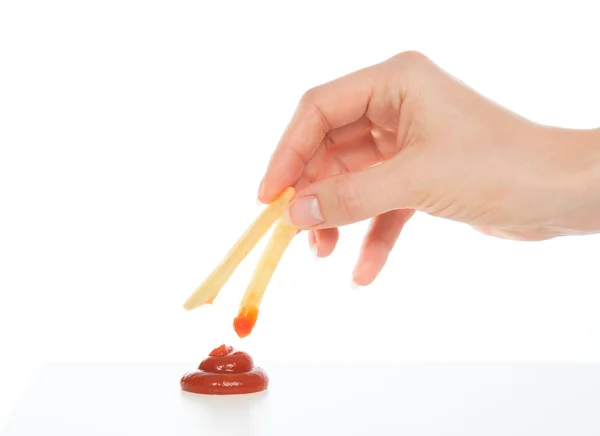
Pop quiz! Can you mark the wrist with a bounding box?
[550,127,600,234]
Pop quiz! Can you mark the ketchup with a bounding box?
[180,345,269,395]
[233,305,259,338]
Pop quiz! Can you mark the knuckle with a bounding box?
[299,86,322,108]
[369,232,393,254]
[393,50,429,65]
[299,86,330,133]
[387,51,432,82]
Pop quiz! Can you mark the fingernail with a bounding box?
[257,180,265,205]
[310,243,319,259]
[351,279,360,290]
[283,196,323,228]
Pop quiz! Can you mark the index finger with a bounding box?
[258,66,377,203]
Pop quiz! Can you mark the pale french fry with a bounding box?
[183,187,295,311]
[233,218,297,337]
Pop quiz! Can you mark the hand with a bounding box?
[258,51,600,286]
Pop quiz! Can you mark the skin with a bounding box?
[258,51,600,287]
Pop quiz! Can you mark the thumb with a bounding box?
[283,158,420,229]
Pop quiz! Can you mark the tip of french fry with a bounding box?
[183,282,221,310]
[182,295,214,311]
[233,305,259,338]
[280,186,295,201]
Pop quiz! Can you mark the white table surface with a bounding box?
[2,362,600,435]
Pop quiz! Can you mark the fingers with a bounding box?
[308,228,339,258]
[295,131,383,195]
[308,229,317,254]
[325,116,372,146]
[283,153,421,229]
[258,66,380,203]
[353,209,415,286]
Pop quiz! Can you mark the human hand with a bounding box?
[258,51,600,285]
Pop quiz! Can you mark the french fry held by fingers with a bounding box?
[233,219,298,338]
[182,187,295,311]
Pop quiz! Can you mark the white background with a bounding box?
[1,0,599,427]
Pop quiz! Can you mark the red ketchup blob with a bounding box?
[180,345,269,395]
[233,305,259,338]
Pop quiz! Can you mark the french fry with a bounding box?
[233,218,297,338]
[183,187,295,311]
